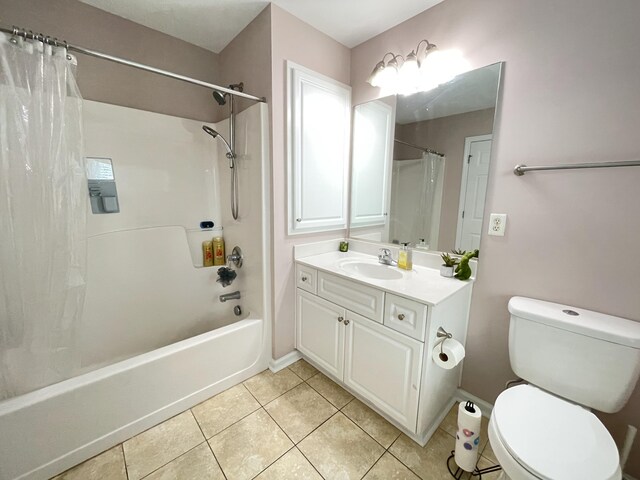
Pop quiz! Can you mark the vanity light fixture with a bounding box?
[367,39,471,95]
[367,39,436,92]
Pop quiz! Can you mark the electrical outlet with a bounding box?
[488,213,507,236]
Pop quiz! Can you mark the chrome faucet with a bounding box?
[378,248,397,266]
[219,291,241,302]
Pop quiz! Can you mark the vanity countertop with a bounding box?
[296,250,473,306]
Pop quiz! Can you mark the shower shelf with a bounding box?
[186,226,223,268]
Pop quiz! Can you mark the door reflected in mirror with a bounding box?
[349,62,503,256]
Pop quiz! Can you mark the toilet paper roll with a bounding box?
[432,339,465,369]
[454,401,482,472]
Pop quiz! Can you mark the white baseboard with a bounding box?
[455,388,494,418]
[269,350,302,373]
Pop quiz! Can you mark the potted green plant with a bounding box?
[440,253,458,277]
[454,249,480,280]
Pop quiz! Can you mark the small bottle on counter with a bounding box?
[397,242,413,270]
[213,236,225,266]
[202,240,214,267]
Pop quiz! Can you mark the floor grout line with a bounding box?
[294,444,328,480]
[359,449,386,480]
[386,448,426,480]
[137,440,207,480]
[190,407,228,480]
[247,444,295,480]
[193,394,262,440]
[120,444,130,480]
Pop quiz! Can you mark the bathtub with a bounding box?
[0,314,269,480]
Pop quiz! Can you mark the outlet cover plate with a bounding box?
[488,213,507,236]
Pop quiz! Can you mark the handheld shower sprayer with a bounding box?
[202,125,235,168]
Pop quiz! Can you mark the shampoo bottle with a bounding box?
[213,236,225,266]
[398,242,413,270]
[202,240,214,267]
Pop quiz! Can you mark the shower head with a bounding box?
[202,125,220,138]
[202,125,235,166]
[212,90,226,106]
[211,83,244,106]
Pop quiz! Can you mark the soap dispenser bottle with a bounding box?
[398,242,413,270]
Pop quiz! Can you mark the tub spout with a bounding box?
[219,291,241,302]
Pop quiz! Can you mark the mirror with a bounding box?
[349,62,502,255]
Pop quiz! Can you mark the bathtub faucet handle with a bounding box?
[227,245,243,268]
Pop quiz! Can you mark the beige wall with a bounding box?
[270,5,351,358]
[395,108,495,250]
[1,0,220,121]
[217,6,272,122]
[351,0,640,474]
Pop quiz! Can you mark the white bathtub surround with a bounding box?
[293,246,473,446]
[0,102,271,480]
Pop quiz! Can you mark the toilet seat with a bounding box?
[492,385,621,480]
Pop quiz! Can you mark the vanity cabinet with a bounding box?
[295,258,473,444]
[296,286,422,429]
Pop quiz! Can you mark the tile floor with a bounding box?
[53,360,499,480]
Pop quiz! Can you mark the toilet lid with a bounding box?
[493,385,620,480]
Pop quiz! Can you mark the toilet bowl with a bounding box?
[488,385,621,480]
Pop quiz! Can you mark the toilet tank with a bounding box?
[508,296,640,413]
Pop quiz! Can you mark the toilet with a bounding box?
[488,296,640,480]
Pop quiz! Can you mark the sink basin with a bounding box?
[339,261,404,280]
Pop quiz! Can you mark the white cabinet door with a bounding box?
[344,311,423,431]
[296,289,346,379]
[287,61,351,234]
[350,99,394,230]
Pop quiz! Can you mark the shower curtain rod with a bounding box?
[394,138,444,157]
[0,25,267,103]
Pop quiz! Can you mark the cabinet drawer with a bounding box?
[317,271,384,323]
[384,294,428,341]
[296,264,317,294]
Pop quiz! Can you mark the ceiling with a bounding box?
[78,0,444,53]
[395,63,502,124]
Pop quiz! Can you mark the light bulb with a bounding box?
[419,49,471,91]
[367,60,385,87]
[398,53,419,95]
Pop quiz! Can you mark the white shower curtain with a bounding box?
[389,152,444,247]
[409,152,444,247]
[0,33,86,399]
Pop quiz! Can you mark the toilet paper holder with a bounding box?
[435,326,453,354]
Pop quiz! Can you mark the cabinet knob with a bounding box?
[338,316,344,323]
[296,218,302,222]
[344,319,350,326]
[398,313,405,321]
[301,276,308,282]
